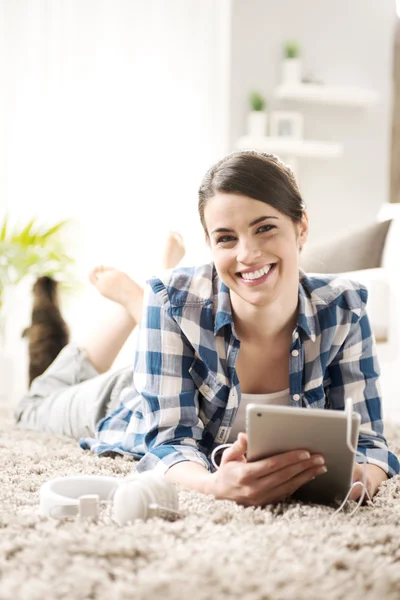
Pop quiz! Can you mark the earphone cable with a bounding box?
[330,397,372,517]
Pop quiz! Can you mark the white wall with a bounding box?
[228,1,400,423]
[1,0,231,406]
[3,0,229,274]
[229,0,397,244]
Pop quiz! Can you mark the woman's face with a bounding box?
[204,192,308,308]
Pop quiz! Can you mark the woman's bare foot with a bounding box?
[88,232,184,321]
[162,231,185,269]
[89,266,144,323]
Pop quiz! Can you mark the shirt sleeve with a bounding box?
[327,294,400,478]
[132,280,211,475]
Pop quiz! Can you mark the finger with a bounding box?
[263,465,327,505]
[263,459,327,492]
[237,432,248,452]
[221,435,247,465]
[245,449,313,479]
[89,266,104,280]
[221,440,246,464]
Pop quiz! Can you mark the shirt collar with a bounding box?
[212,267,319,342]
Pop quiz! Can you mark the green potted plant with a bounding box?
[247,91,268,137]
[282,40,302,85]
[0,215,76,340]
[0,215,77,412]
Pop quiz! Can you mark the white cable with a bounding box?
[330,397,372,517]
[210,443,233,470]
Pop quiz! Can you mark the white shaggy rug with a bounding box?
[1,424,400,600]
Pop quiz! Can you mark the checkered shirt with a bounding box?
[80,263,400,478]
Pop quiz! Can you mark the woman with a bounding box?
[16,151,399,506]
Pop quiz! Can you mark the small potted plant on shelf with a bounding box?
[247,91,268,137]
[282,40,302,85]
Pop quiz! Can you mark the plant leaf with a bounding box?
[0,214,7,242]
[41,219,70,239]
[15,218,36,245]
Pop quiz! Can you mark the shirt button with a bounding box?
[293,332,299,339]
[293,394,300,402]
[291,349,299,357]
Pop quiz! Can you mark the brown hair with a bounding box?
[198,151,305,235]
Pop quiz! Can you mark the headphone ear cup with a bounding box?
[112,480,155,526]
[134,472,179,512]
[112,473,180,526]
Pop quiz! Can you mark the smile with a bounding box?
[238,263,276,284]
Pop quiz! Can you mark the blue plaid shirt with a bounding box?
[80,263,399,478]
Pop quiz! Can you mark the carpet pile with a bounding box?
[0,425,400,600]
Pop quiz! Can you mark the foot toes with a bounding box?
[89,266,106,284]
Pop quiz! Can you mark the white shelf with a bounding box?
[276,84,379,108]
[235,136,343,159]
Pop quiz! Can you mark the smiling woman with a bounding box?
[15,151,400,509]
[198,153,309,401]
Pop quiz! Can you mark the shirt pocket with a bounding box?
[188,358,228,409]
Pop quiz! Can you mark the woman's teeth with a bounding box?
[241,264,274,280]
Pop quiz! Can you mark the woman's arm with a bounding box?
[165,434,328,506]
[164,461,213,495]
[326,292,400,493]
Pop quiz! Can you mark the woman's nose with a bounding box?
[237,239,262,264]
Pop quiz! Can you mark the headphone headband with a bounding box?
[40,475,122,519]
[39,474,180,523]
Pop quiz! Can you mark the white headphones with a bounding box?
[39,472,180,525]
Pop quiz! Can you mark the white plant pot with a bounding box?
[247,111,268,137]
[282,58,302,85]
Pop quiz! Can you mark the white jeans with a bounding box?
[14,343,132,440]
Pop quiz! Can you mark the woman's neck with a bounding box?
[231,292,299,342]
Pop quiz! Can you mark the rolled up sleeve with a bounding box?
[327,299,400,478]
[133,281,211,474]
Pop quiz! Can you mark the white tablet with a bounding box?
[246,403,361,505]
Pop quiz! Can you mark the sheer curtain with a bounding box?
[4,0,230,266]
[1,0,231,402]
[390,17,400,205]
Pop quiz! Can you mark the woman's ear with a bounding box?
[297,211,309,249]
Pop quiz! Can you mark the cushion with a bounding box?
[300,219,392,274]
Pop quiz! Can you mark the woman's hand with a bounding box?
[207,433,327,506]
[349,462,388,502]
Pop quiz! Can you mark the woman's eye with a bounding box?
[257,224,276,234]
[216,235,236,245]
